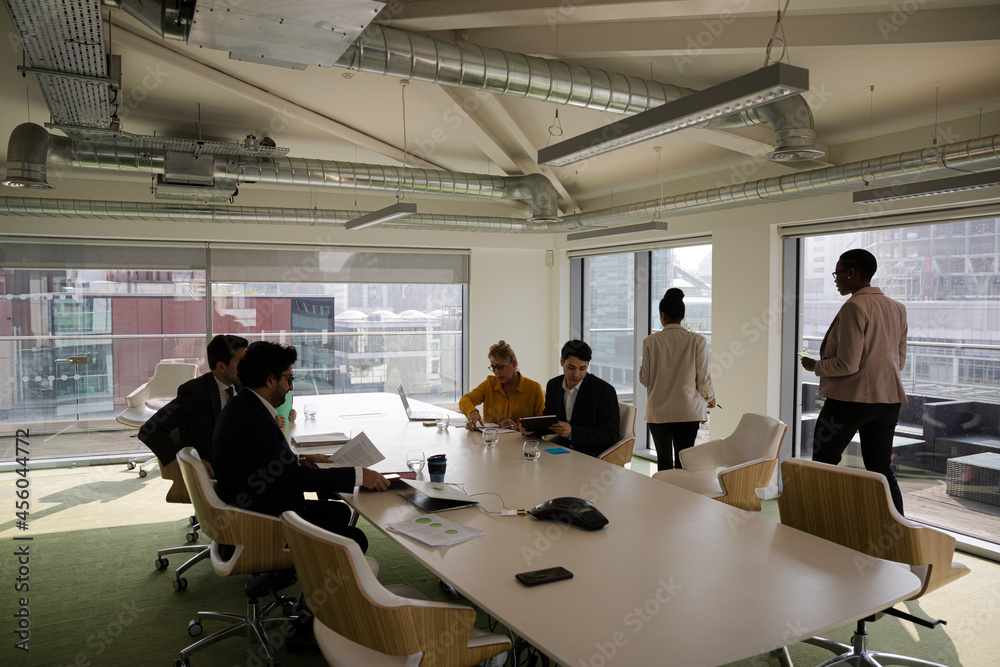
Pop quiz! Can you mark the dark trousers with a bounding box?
[296,499,368,552]
[649,421,701,471]
[812,398,904,515]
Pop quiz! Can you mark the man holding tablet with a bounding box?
[528,340,620,457]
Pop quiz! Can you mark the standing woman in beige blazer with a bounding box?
[639,288,716,471]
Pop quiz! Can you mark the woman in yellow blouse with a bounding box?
[460,340,544,430]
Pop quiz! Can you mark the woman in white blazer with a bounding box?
[639,288,716,471]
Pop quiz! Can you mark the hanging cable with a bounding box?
[398,79,409,203]
[763,0,792,66]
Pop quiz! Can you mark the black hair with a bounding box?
[560,339,592,363]
[839,249,877,282]
[206,334,248,370]
[659,287,685,321]
[237,341,297,389]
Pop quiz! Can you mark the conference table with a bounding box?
[286,392,920,667]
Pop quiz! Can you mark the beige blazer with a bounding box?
[639,324,715,424]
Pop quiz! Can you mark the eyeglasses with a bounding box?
[488,364,507,373]
[280,373,295,384]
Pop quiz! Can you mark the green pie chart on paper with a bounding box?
[429,523,442,528]
[415,517,432,524]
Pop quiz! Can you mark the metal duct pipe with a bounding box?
[561,134,1000,229]
[0,197,573,233]
[2,123,55,189]
[16,124,559,219]
[337,24,822,160]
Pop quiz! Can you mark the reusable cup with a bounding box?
[428,454,447,482]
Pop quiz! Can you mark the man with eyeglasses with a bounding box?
[212,341,389,543]
[800,248,908,514]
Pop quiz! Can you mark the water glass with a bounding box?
[304,402,318,419]
[523,439,541,462]
[436,415,450,431]
[406,450,426,473]
[482,427,500,447]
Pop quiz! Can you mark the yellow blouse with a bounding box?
[459,373,544,424]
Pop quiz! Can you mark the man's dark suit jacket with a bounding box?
[543,373,620,457]
[212,388,356,517]
[138,372,236,466]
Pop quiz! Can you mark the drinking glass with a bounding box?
[304,402,318,419]
[406,450,426,473]
[522,439,541,461]
[482,427,500,447]
[436,415,450,431]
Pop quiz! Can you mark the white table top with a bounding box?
[287,392,921,667]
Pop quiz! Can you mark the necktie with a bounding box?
[225,386,235,403]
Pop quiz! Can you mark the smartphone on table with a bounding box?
[515,566,573,587]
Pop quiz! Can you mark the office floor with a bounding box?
[2,462,999,667]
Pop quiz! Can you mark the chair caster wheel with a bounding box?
[126,461,136,470]
[188,619,202,637]
[282,601,297,617]
[175,658,190,667]
[155,557,169,571]
[173,577,188,592]
[189,515,197,526]
[186,531,198,543]
[138,469,147,478]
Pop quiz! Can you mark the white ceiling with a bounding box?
[1,0,999,224]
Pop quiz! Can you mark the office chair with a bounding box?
[280,510,512,667]
[778,458,970,667]
[153,457,210,592]
[175,447,298,667]
[652,412,786,511]
[599,402,637,467]
[117,361,199,477]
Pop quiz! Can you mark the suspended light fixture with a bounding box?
[345,201,418,229]
[567,220,669,242]
[853,170,1000,204]
[539,63,810,167]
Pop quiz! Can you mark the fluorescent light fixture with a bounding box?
[345,202,417,230]
[539,63,809,167]
[853,170,1000,205]
[567,220,669,242]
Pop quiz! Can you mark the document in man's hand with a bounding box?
[316,432,385,468]
[387,513,485,547]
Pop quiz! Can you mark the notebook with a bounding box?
[397,479,480,513]
[397,385,439,421]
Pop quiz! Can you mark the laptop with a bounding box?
[397,385,439,421]
[398,479,480,513]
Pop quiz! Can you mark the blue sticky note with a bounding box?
[545,447,570,454]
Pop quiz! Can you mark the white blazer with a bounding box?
[639,324,715,424]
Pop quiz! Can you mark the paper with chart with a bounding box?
[387,513,485,547]
[316,432,384,467]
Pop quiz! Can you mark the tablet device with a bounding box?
[520,414,559,435]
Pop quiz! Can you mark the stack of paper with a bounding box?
[315,432,385,468]
[291,432,349,447]
[388,514,485,547]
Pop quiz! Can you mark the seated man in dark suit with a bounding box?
[532,340,620,457]
[139,334,248,469]
[212,340,389,552]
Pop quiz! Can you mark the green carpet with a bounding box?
[1,463,997,666]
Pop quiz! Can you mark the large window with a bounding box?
[0,240,468,464]
[792,218,1000,546]
[573,241,713,461]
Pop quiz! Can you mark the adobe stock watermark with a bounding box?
[578,577,682,667]
[877,0,931,41]
[673,0,751,74]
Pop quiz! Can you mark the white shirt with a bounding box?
[214,375,235,407]
[249,389,362,485]
[562,377,581,422]
[639,324,715,424]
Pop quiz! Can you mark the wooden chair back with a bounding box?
[176,447,292,575]
[281,511,508,667]
[778,458,968,599]
[600,403,637,467]
[160,459,191,504]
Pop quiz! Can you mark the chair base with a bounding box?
[127,455,158,478]
[806,627,951,667]
[155,544,211,591]
[176,578,298,666]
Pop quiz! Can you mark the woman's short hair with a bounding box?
[839,249,878,282]
[659,287,685,321]
[488,340,517,366]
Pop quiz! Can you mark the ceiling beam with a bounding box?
[438,6,1000,59]
[111,22,446,171]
